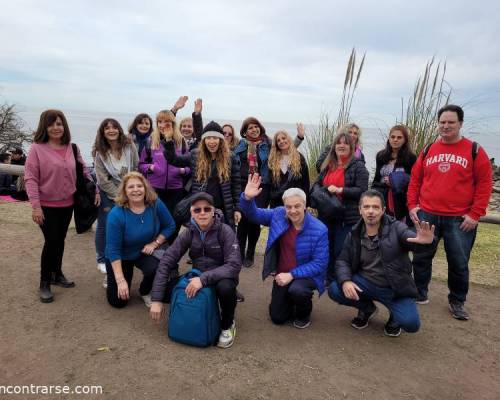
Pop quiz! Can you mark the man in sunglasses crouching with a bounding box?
[150,192,242,348]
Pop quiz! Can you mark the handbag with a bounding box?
[71,144,98,234]
[173,183,207,225]
[151,201,170,260]
[310,182,345,219]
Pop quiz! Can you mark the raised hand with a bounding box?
[296,122,305,138]
[194,98,203,114]
[407,220,435,244]
[244,174,263,200]
[172,96,188,113]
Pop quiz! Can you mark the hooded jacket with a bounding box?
[151,210,242,301]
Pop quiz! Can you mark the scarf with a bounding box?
[133,128,151,155]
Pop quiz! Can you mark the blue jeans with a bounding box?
[326,221,354,283]
[95,191,114,264]
[328,274,420,333]
[412,210,477,303]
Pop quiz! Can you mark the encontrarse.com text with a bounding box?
[0,385,103,395]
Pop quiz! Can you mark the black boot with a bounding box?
[39,281,54,303]
[51,272,75,288]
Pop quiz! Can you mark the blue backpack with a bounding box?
[167,269,221,347]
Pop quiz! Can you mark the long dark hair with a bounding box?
[92,118,131,158]
[128,113,153,135]
[376,124,415,165]
[33,109,71,144]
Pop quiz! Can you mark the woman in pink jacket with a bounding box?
[24,109,99,303]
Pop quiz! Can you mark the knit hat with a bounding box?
[201,121,225,140]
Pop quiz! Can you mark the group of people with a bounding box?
[22,101,492,348]
[0,147,28,199]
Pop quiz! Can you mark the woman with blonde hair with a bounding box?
[268,127,310,208]
[222,124,240,151]
[139,109,190,242]
[316,123,365,173]
[105,171,175,308]
[164,121,241,227]
[310,131,368,283]
[93,118,138,285]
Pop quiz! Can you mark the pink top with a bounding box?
[24,143,94,209]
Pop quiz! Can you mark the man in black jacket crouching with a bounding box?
[328,189,434,337]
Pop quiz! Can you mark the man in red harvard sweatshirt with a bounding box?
[407,104,492,320]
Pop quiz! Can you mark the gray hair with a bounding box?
[282,188,307,204]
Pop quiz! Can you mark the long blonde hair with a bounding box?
[320,132,355,172]
[196,137,231,183]
[150,110,184,150]
[268,130,302,184]
[115,172,158,208]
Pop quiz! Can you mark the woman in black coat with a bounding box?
[310,132,369,283]
[371,125,416,224]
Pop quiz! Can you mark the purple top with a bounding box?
[138,142,190,190]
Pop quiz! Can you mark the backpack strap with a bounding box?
[422,140,479,162]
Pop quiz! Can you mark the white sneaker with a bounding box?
[97,263,107,274]
[142,294,152,308]
[102,274,108,289]
[217,321,236,348]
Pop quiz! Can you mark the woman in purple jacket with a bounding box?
[139,110,190,242]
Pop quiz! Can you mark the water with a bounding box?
[19,109,500,176]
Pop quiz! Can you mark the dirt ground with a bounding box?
[1,201,499,400]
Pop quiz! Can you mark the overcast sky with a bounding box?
[1,0,499,131]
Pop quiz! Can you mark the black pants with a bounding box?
[155,188,185,244]
[237,184,270,260]
[164,276,238,330]
[39,206,74,282]
[106,254,159,308]
[269,278,316,324]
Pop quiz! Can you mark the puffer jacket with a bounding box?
[240,193,329,294]
[151,210,242,301]
[335,214,424,298]
[163,140,241,226]
[312,158,369,226]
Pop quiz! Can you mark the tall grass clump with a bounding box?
[398,57,451,154]
[305,48,366,181]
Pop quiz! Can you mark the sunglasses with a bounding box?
[223,132,233,137]
[192,206,213,214]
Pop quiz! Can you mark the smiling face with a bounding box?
[136,118,151,135]
[335,136,351,159]
[157,118,173,135]
[438,111,462,143]
[246,123,261,139]
[204,136,221,153]
[223,125,234,143]
[47,117,65,143]
[389,129,406,152]
[359,195,385,228]
[180,119,193,138]
[284,195,306,227]
[104,122,120,143]
[190,199,215,230]
[124,177,145,205]
[275,132,290,152]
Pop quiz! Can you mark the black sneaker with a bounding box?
[384,314,402,337]
[351,304,378,329]
[293,317,311,329]
[449,301,469,321]
[39,281,53,303]
[243,258,254,268]
[236,290,245,302]
[415,293,429,305]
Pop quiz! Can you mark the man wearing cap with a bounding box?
[408,104,493,320]
[240,174,329,329]
[150,192,242,348]
[163,120,241,227]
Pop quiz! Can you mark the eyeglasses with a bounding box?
[192,207,213,214]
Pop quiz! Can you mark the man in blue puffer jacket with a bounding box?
[240,174,329,329]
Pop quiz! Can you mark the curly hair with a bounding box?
[92,118,131,159]
[114,172,157,208]
[196,137,231,183]
[150,110,184,150]
[268,130,302,184]
[320,132,355,172]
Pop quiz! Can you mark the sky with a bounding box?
[1,0,500,132]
